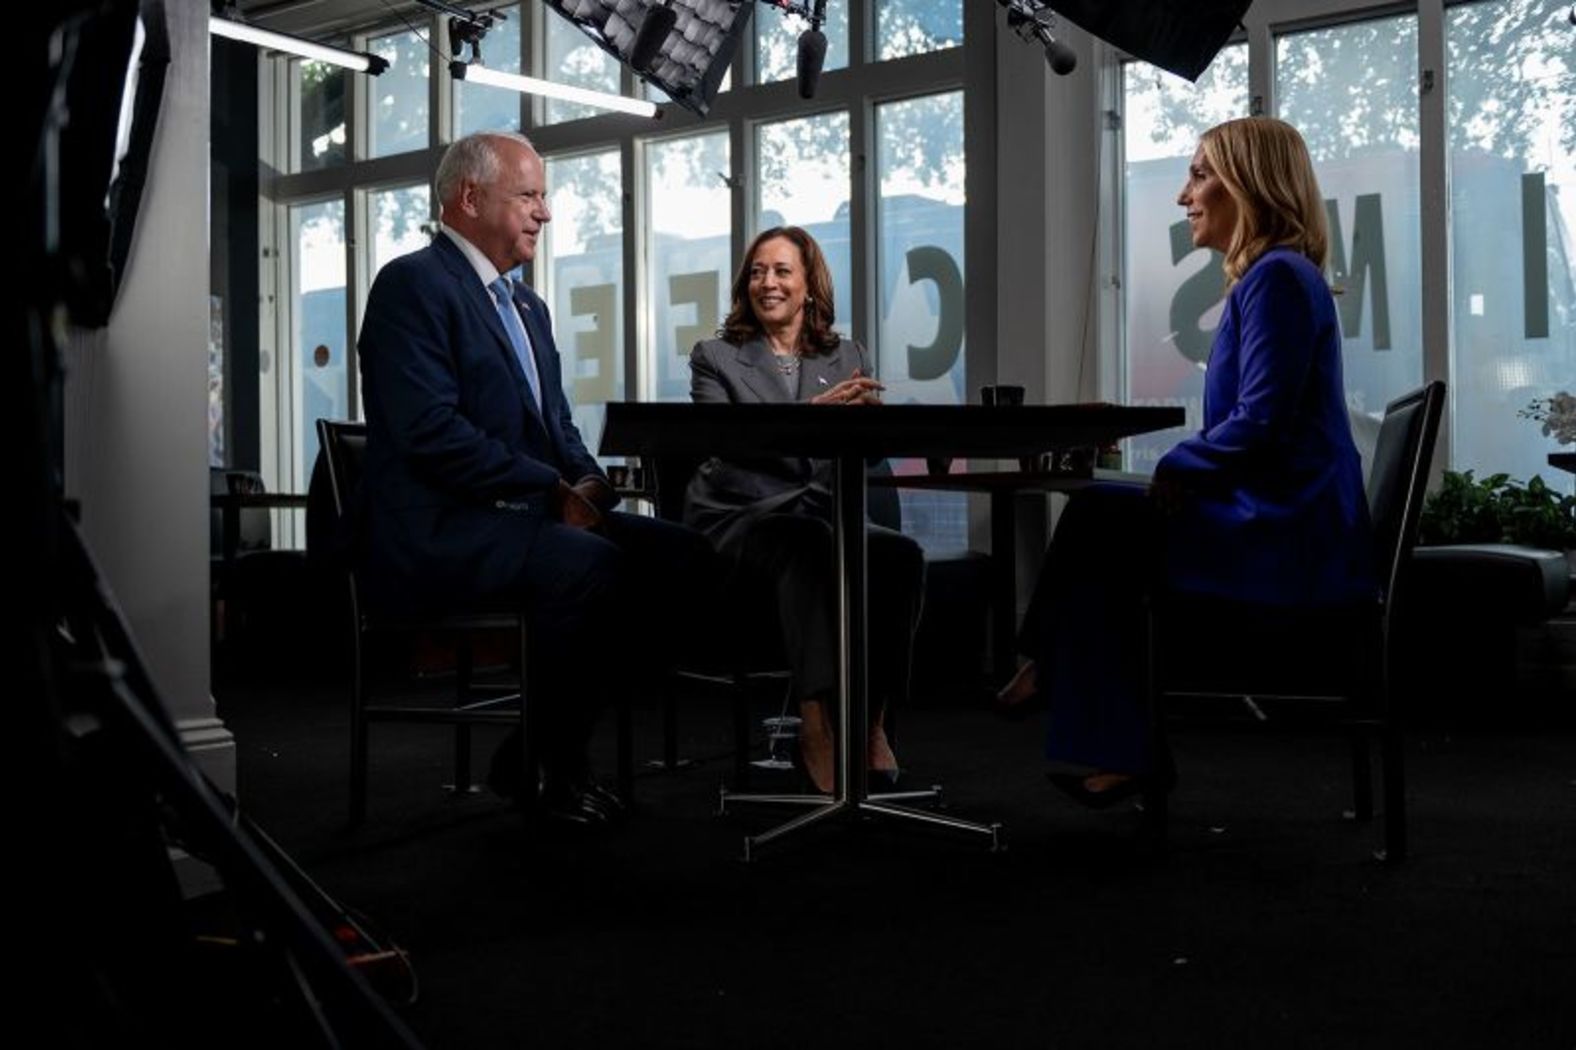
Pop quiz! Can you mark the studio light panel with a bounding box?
[545,0,752,115]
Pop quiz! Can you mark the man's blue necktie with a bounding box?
[490,276,542,410]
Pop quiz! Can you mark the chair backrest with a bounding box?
[648,453,702,524]
[314,420,369,618]
[1366,381,1445,609]
[315,419,368,527]
[209,468,273,554]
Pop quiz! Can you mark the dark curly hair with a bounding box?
[719,226,841,355]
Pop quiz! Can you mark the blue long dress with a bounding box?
[1021,246,1376,774]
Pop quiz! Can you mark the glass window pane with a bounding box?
[293,59,346,172]
[289,200,347,491]
[1120,44,1249,473]
[876,0,962,61]
[876,92,966,552]
[455,4,522,136]
[209,296,225,466]
[645,132,731,404]
[1447,0,1576,486]
[368,184,431,288]
[756,3,847,84]
[367,29,428,158]
[543,8,622,124]
[1277,14,1422,437]
[755,112,850,338]
[543,151,625,454]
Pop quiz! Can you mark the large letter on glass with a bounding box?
[570,283,618,403]
[1325,194,1392,350]
[903,245,963,381]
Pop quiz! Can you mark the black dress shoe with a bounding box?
[536,778,613,828]
[578,780,628,821]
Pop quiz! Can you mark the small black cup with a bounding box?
[980,384,1025,407]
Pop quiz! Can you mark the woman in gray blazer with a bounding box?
[684,226,924,794]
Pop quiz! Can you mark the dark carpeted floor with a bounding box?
[213,655,1576,1050]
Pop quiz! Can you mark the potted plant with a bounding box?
[1419,470,1576,566]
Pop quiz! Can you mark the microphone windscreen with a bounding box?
[631,3,677,72]
[1046,39,1077,76]
[796,28,828,100]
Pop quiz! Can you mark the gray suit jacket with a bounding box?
[683,336,874,549]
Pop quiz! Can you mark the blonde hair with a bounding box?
[1199,117,1328,286]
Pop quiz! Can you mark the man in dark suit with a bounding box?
[357,131,711,827]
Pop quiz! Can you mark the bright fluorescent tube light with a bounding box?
[450,61,659,119]
[209,17,389,74]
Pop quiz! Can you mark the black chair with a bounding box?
[209,469,310,653]
[644,453,787,788]
[316,419,545,825]
[1144,380,1445,862]
[645,454,909,789]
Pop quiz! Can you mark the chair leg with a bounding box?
[645,677,696,773]
[350,628,368,826]
[522,672,541,806]
[1349,734,1374,822]
[451,639,474,794]
[662,685,679,769]
[732,679,753,791]
[1379,722,1407,862]
[1141,605,1168,855]
[1141,783,1169,858]
[616,696,635,805]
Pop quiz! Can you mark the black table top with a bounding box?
[870,467,1151,492]
[210,492,309,509]
[599,402,1185,459]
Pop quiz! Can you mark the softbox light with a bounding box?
[543,0,753,116]
[1047,0,1252,82]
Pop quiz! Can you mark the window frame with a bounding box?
[1100,0,1458,474]
[259,0,976,511]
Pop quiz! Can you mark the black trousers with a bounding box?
[727,514,925,712]
[505,510,717,776]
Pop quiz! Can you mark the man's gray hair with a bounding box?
[434,131,536,205]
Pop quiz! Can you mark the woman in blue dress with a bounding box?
[998,117,1376,805]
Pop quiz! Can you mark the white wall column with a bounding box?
[62,0,232,792]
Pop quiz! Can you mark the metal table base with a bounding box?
[716,455,1004,860]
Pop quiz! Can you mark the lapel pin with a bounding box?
[817,376,829,385]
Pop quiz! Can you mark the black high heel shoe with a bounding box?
[868,768,901,791]
[990,688,1048,722]
[789,740,834,795]
[990,662,1047,722]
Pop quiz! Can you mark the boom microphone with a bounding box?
[1044,37,1077,75]
[796,27,828,99]
[631,1,676,73]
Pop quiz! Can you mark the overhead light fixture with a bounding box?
[208,16,389,75]
[448,60,660,118]
[438,6,660,119]
[539,0,752,117]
